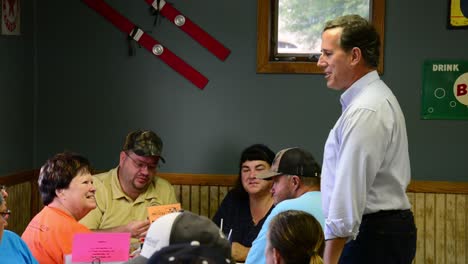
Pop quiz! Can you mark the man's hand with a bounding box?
[125,220,151,238]
[231,242,250,262]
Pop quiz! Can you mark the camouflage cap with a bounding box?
[123,130,166,162]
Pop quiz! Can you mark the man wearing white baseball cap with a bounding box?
[125,211,233,264]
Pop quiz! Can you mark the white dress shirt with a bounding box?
[321,71,412,240]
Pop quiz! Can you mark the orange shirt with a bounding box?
[22,206,91,264]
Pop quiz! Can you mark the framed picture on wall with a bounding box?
[448,0,468,29]
[1,0,20,35]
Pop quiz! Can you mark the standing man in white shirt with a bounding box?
[317,15,416,264]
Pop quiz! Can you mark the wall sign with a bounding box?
[422,60,468,120]
[1,0,20,35]
[448,0,468,29]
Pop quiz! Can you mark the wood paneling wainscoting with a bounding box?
[0,170,41,236]
[406,181,468,264]
[1,170,467,263]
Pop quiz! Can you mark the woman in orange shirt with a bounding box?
[22,152,97,264]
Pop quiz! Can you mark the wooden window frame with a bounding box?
[256,0,386,74]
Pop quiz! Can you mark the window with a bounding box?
[256,0,385,74]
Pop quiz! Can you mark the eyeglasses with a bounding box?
[0,209,11,220]
[125,152,158,172]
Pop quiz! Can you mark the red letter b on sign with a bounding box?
[457,84,467,96]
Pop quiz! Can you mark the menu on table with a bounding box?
[147,203,181,222]
[70,232,131,263]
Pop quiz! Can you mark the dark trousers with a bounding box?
[338,209,417,264]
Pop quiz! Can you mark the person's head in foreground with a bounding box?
[1,185,7,200]
[317,14,380,90]
[266,210,324,264]
[256,147,321,205]
[39,152,96,220]
[119,130,165,196]
[0,185,9,223]
[127,211,233,264]
[0,194,8,242]
[234,143,275,199]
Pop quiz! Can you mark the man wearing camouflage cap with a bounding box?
[80,130,177,244]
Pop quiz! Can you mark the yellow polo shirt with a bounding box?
[79,167,177,231]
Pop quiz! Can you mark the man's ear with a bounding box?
[291,175,300,191]
[119,151,127,167]
[350,47,362,66]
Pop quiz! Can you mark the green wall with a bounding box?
[0,0,34,175]
[29,0,468,181]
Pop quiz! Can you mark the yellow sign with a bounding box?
[449,0,468,28]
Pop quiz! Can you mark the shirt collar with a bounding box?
[46,205,77,221]
[340,70,379,112]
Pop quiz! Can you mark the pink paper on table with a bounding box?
[72,233,131,262]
